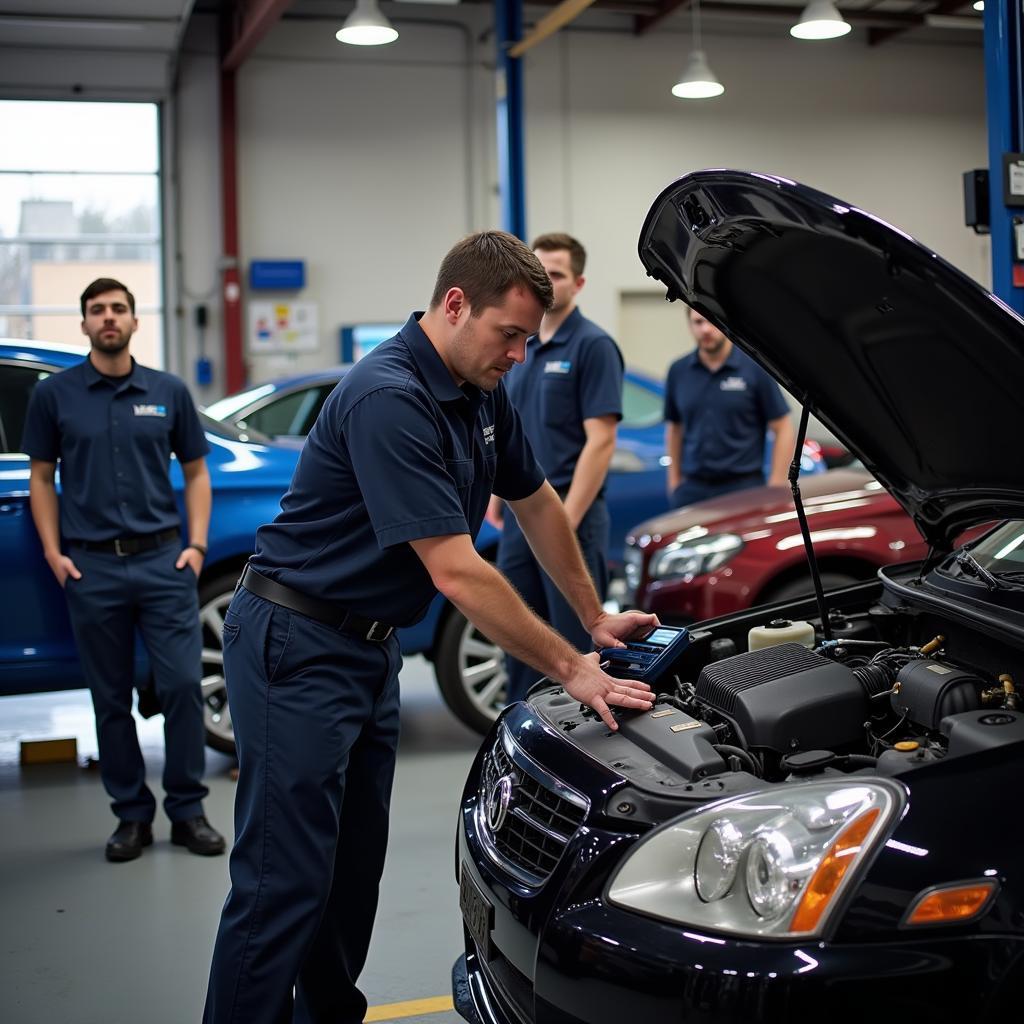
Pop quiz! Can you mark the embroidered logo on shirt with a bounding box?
[545,360,571,374]
[719,376,748,392]
[483,424,495,445]
[133,404,168,417]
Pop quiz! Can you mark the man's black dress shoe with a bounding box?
[171,815,226,856]
[105,820,153,862]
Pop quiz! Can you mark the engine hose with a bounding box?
[853,663,896,697]
[714,744,761,776]
[836,753,878,770]
[656,693,692,714]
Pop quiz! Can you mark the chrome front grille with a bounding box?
[477,727,588,886]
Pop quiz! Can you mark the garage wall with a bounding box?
[523,28,988,372]
[173,39,224,400]
[174,13,986,391]
[229,15,487,381]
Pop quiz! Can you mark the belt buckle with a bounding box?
[366,621,393,642]
[114,537,128,557]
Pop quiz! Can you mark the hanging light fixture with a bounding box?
[336,0,398,46]
[790,0,852,40]
[672,0,724,99]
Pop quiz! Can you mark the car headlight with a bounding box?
[623,546,643,596]
[647,533,743,580]
[607,781,900,938]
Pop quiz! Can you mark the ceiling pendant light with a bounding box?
[672,0,724,99]
[336,0,398,46]
[790,0,852,40]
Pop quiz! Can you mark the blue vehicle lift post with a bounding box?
[495,0,527,240]
[985,0,1024,314]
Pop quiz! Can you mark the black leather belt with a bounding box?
[239,564,395,643]
[74,527,180,556]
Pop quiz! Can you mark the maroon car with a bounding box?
[623,466,928,622]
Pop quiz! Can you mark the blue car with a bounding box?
[0,340,303,753]
[0,341,554,742]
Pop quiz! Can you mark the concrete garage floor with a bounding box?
[0,656,479,1024]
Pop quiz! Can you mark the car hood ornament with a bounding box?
[486,774,514,833]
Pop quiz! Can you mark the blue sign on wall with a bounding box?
[249,260,306,290]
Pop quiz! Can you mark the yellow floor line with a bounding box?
[364,994,455,1022]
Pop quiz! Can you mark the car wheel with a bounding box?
[762,571,861,604]
[435,608,508,735]
[198,571,240,756]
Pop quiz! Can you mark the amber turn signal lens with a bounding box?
[789,808,881,933]
[905,882,997,926]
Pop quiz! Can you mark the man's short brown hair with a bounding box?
[80,278,135,317]
[531,232,586,277]
[429,231,553,315]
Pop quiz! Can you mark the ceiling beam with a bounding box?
[508,0,600,57]
[697,2,966,29]
[635,0,691,36]
[868,0,976,46]
[222,0,295,71]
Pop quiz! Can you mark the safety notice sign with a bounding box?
[248,301,319,352]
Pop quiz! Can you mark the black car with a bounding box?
[451,171,1024,1024]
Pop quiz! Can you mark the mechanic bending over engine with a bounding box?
[203,231,657,1024]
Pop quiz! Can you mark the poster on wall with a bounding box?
[248,301,319,352]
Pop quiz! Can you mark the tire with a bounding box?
[434,607,508,735]
[761,571,861,604]
[197,571,241,756]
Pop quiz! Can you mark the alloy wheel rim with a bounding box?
[199,589,234,747]
[458,617,508,720]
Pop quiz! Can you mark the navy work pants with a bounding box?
[204,586,401,1024]
[498,497,610,705]
[63,541,207,822]
[670,471,765,510]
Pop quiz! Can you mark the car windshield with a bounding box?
[204,384,276,421]
[199,411,271,445]
[963,521,1024,574]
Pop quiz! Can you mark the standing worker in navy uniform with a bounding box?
[488,233,624,705]
[22,278,225,862]
[665,307,795,508]
[203,232,656,1024]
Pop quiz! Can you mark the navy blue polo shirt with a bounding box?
[22,357,209,542]
[251,313,545,627]
[664,345,789,478]
[504,307,623,492]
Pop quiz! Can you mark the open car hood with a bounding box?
[638,170,1024,551]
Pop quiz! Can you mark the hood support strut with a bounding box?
[789,406,833,642]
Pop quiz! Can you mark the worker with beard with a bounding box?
[22,277,225,862]
[203,232,657,1024]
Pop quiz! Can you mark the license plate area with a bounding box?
[460,862,494,960]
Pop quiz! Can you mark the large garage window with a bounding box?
[0,100,163,367]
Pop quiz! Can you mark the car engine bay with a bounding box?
[529,572,1024,817]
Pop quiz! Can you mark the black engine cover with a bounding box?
[696,643,865,753]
